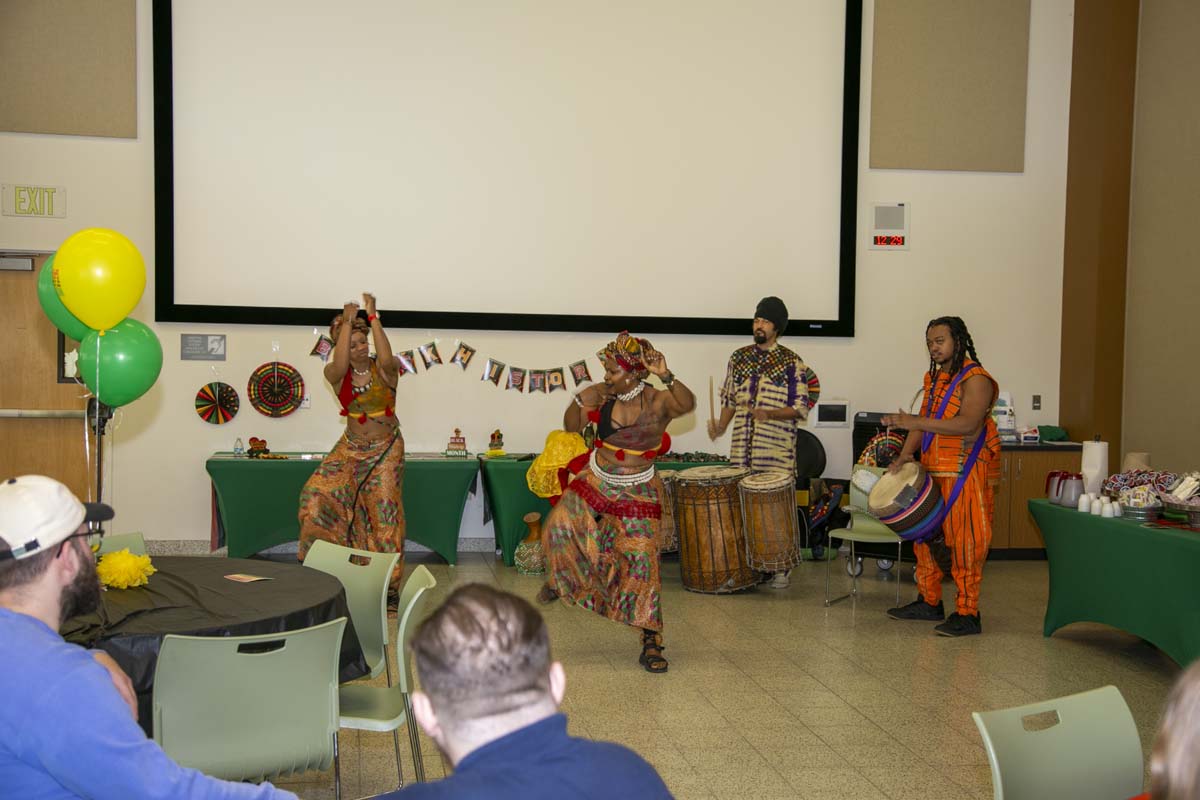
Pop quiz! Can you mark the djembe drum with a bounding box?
[656,469,679,554]
[674,465,756,593]
[738,470,802,572]
[867,462,945,541]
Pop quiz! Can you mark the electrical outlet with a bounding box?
[1032,394,1041,410]
[301,395,311,409]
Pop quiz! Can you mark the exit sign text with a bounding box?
[2,185,67,218]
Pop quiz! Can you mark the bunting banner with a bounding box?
[310,334,334,362]
[507,366,527,392]
[547,367,566,392]
[528,370,548,393]
[395,350,417,376]
[568,360,592,386]
[417,341,442,369]
[481,358,505,386]
[451,341,477,370]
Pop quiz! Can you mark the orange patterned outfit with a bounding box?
[297,359,405,591]
[913,360,1001,616]
[542,401,668,632]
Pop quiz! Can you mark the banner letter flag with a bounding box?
[450,341,477,370]
[547,367,566,392]
[568,360,592,387]
[482,358,505,385]
[507,366,527,392]
[417,341,442,369]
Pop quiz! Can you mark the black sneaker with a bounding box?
[935,612,982,637]
[886,595,945,621]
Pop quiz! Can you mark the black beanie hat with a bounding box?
[754,296,789,334]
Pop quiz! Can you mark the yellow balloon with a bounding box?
[54,228,146,331]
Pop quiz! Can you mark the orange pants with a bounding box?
[913,469,994,616]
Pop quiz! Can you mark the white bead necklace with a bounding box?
[616,382,645,403]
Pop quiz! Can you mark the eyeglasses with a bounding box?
[57,527,106,557]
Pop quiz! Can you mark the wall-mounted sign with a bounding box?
[181,334,227,361]
[2,185,67,218]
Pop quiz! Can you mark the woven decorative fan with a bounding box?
[247,362,305,418]
[195,381,240,424]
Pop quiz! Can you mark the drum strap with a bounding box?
[908,366,985,542]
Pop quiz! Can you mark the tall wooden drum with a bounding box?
[674,465,757,593]
[656,469,679,554]
[739,470,802,572]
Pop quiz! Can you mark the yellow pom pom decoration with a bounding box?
[96,549,157,589]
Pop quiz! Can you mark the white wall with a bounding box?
[0,0,1074,545]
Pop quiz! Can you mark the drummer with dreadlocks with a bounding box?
[881,316,1001,637]
[538,332,695,673]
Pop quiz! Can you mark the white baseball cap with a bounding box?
[0,475,114,561]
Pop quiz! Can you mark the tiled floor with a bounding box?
[278,551,1178,799]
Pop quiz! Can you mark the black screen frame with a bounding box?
[152,0,861,336]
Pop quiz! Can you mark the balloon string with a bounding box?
[82,407,92,503]
[94,334,102,503]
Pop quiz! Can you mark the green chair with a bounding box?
[97,531,146,556]
[824,465,904,606]
[971,685,1143,800]
[338,564,437,788]
[152,617,347,799]
[303,540,400,682]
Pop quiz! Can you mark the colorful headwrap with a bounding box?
[598,331,651,376]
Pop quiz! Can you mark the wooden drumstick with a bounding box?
[708,376,716,424]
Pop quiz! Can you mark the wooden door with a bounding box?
[0,256,97,499]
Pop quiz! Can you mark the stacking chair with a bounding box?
[971,685,1143,800]
[153,618,347,799]
[97,531,147,556]
[338,565,437,788]
[823,465,903,606]
[303,540,401,682]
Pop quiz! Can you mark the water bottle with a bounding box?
[233,437,245,457]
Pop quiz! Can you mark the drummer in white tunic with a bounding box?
[708,297,821,588]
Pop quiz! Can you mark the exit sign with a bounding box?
[2,184,67,218]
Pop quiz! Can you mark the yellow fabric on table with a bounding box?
[526,431,588,499]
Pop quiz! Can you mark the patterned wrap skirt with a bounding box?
[298,426,406,591]
[542,463,664,632]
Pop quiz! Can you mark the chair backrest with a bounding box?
[304,540,400,680]
[848,465,885,511]
[152,617,346,782]
[393,565,437,693]
[97,531,146,556]
[971,685,1143,800]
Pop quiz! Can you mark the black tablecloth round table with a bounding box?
[61,556,368,735]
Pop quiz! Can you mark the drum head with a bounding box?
[795,429,826,479]
[867,462,922,511]
[677,465,750,483]
[740,471,793,491]
[657,469,678,483]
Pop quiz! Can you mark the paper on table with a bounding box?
[224,573,273,583]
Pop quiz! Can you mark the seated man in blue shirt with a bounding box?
[0,474,296,800]
[385,583,672,799]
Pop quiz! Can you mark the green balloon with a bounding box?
[78,318,163,407]
[36,255,92,341]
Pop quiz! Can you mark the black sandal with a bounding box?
[639,629,669,673]
[536,582,559,605]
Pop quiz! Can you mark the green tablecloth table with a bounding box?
[206,453,479,564]
[479,456,726,566]
[1030,498,1200,667]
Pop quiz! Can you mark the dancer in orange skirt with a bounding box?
[539,333,695,672]
[882,316,1001,637]
[298,294,405,595]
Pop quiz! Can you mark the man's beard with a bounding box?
[60,543,102,622]
[753,331,768,345]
